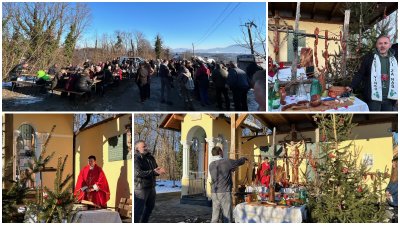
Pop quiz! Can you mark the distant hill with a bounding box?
[172,43,265,54]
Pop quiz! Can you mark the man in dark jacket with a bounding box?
[246,61,263,84]
[159,60,172,105]
[134,140,165,223]
[211,63,230,110]
[227,61,250,111]
[209,146,247,223]
[347,35,398,111]
[75,72,93,99]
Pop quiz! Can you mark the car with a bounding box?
[237,54,266,71]
[119,56,144,65]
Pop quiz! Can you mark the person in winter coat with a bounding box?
[195,61,211,106]
[178,62,194,110]
[227,61,250,111]
[212,63,230,110]
[134,140,166,223]
[136,62,154,103]
[347,35,398,111]
[159,59,172,105]
[75,71,93,99]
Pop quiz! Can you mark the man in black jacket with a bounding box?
[134,140,165,223]
[347,35,398,111]
[209,146,247,223]
[227,62,250,111]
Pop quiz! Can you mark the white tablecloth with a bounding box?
[73,209,122,223]
[271,96,369,112]
[268,68,307,83]
[233,202,307,223]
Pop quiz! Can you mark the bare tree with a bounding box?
[235,19,266,59]
[2,2,91,80]
[134,114,181,180]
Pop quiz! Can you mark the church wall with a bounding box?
[75,115,132,208]
[268,18,341,67]
[10,114,74,190]
[240,122,393,185]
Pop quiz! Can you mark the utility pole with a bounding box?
[192,43,195,57]
[242,21,257,55]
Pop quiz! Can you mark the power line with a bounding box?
[194,3,232,45]
[195,2,241,47]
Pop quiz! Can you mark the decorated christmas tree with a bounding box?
[305,114,389,222]
[25,155,76,223]
[2,159,30,222]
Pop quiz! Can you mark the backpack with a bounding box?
[185,76,195,90]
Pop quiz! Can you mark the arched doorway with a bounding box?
[185,126,207,196]
[15,124,37,188]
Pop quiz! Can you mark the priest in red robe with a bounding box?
[257,157,271,187]
[74,155,110,208]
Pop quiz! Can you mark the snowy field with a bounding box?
[156,180,182,194]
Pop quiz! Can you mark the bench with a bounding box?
[51,88,84,95]
[52,88,86,96]
[11,81,47,94]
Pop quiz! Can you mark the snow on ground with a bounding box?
[10,96,44,105]
[156,180,182,194]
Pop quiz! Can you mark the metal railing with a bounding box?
[188,171,206,196]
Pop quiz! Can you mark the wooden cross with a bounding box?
[268,13,293,62]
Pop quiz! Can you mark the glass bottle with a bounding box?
[296,75,307,102]
[272,79,280,109]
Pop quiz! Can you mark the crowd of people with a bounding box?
[8,56,266,111]
[135,56,266,111]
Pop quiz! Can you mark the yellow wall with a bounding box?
[11,114,74,189]
[75,115,132,208]
[180,114,393,194]
[181,114,214,141]
[240,122,393,185]
[268,19,342,68]
[212,118,231,143]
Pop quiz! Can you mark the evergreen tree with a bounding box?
[2,159,30,222]
[326,3,395,86]
[64,24,78,65]
[154,34,163,59]
[305,114,389,222]
[114,35,123,52]
[25,156,76,223]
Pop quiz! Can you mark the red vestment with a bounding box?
[257,162,271,187]
[74,164,110,207]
